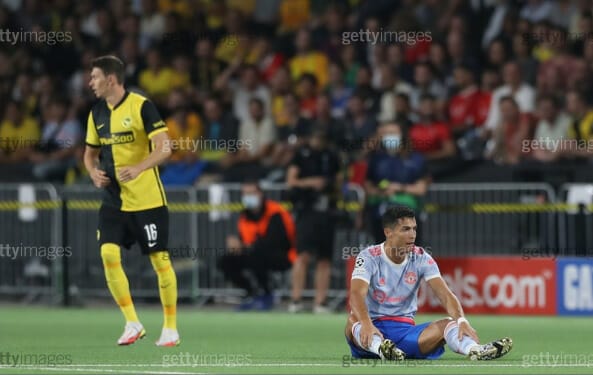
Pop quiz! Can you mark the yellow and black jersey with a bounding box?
[86,91,168,212]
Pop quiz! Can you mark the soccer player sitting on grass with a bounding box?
[345,206,513,361]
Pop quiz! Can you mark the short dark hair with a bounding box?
[537,93,560,108]
[249,97,265,109]
[298,73,318,86]
[395,92,410,104]
[499,95,518,108]
[382,206,415,228]
[242,178,263,192]
[419,93,436,102]
[91,55,125,84]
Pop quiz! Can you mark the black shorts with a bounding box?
[98,205,169,254]
[295,210,336,260]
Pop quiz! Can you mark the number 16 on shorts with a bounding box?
[144,223,158,248]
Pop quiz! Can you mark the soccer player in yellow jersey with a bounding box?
[84,55,179,347]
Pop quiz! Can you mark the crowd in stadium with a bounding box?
[0,0,592,185]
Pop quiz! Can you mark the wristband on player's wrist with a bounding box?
[457,317,469,325]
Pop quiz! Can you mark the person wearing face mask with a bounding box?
[364,122,430,243]
[218,180,297,311]
[286,130,341,313]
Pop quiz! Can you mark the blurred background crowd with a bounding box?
[1,0,593,187]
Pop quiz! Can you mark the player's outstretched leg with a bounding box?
[351,322,405,361]
[443,320,513,360]
[150,251,180,347]
[468,338,513,361]
[100,243,145,345]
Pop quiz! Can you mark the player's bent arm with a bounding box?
[350,278,373,325]
[136,131,172,172]
[427,276,465,320]
[83,146,101,172]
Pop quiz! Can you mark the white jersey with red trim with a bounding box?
[351,243,441,320]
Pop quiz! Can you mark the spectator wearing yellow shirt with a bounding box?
[138,48,176,105]
[160,89,206,186]
[270,66,293,129]
[226,0,256,15]
[290,28,329,88]
[165,89,203,161]
[566,89,593,159]
[0,100,40,163]
[279,0,310,33]
[170,55,191,90]
[158,0,193,17]
[192,38,226,98]
[214,10,249,65]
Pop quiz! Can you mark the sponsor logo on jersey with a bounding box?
[99,131,135,145]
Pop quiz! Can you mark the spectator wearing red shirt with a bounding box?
[410,94,456,161]
[476,68,500,128]
[297,73,319,120]
[448,64,482,138]
[253,36,285,84]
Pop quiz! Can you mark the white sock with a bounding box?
[444,321,479,355]
[352,322,382,355]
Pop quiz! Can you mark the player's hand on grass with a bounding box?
[118,166,142,183]
[458,319,479,343]
[360,321,383,349]
[90,168,111,188]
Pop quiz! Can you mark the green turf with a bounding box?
[0,305,591,374]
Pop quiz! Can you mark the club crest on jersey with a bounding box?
[122,117,132,128]
[378,277,385,286]
[369,246,381,256]
[404,271,417,285]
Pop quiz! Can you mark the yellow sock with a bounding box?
[100,243,139,323]
[150,251,178,330]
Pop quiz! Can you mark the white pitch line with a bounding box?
[0,366,204,375]
[1,363,592,368]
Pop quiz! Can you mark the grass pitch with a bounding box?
[0,305,591,374]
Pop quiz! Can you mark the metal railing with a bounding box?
[0,182,587,307]
[558,183,593,257]
[0,184,61,302]
[422,183,557,256]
